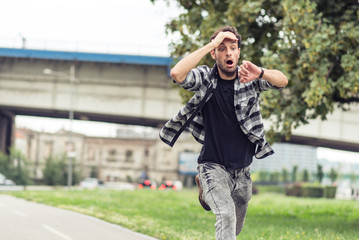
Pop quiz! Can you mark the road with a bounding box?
[0,194,158,240]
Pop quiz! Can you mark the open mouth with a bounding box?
[225,59,234,67]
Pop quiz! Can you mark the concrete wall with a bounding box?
[0,57,182,126]
[0,110,14,154]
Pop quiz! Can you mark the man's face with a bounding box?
[211,39,240,80]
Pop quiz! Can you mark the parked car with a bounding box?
[4,179,15,185]
[0,173,15,185]
[80,178,99,190]
[138,179,157,190]
[0,173,6,185]
[158,180,183,191]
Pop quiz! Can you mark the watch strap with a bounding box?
[258,68,264,79]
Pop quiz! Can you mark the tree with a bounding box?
[258,170,270,182]
[0,148,32,186]
[270,171,280,184]
[316,164,324,183]
[43,154,81,186]
[302,169,310,182]
[291,165,298,182]
[43,156,63,186]
[281,168,289,183]
[329,167,338,184]
[151,0,359,142]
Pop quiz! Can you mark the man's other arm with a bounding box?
[239,60,288,88]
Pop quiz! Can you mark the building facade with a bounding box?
[15,127,358,186]
[14,127,202,185]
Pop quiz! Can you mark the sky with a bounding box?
[0,0,180,56]
[2,0,179,136]
[317,147,359,164]
[2,0,359,162]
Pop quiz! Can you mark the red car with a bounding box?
[158,180,179,190]
[138,179,157,190]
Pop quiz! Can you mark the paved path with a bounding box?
[0,194,158,240]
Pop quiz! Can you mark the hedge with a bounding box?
[285,183,337,198]
[323,186,337,198]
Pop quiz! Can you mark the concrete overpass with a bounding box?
[0,47,182,154]
[0,47,358,154]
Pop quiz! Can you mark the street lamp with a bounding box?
[43,65,76,188]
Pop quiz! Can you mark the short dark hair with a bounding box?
[210,25,241,48]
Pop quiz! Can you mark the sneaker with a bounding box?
[195,175,211,211]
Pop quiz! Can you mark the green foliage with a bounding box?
[291,165,298,182]
[253,170,273,183]
[285,182,302,197]
[43,154,81,186]
[11,190,358,240]
[285,182,337,198]
[269,171,280,183]
[152,0,359,142]
[329,167,338,183]
[281,168,289,183]
[323,186,337,198]
[257,170,270,182]
[317,164,324,183]
[0,148,32,185]
[301,184,324,198]
[256,185,285,194]
[254,169,293,184]
[301,168,310,182]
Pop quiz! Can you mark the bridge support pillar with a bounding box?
[0,110,14,155]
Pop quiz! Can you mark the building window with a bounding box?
[107,148,118,162]
[44,140,53,159]
[88,148,95,161]
[125,150,134,162]
[109,149,116,155]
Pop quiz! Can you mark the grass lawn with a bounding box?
[7,189,359,240]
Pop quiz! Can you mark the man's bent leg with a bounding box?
[232,168,252,235]
[197,163,237,240]
[234,201,249,235]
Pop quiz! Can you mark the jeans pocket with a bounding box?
[236,171,252,202]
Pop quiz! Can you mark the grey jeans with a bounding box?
[197,162,252,240]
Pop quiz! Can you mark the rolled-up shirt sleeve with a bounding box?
[173,65,209,92]
[256,79,283,92]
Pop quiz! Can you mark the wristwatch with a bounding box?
[258,68,264,79]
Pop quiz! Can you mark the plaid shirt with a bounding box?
[159,64,282,159]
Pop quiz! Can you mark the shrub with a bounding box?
[323,186,337,198]
[257,185,285,194]
[252,184,259,195]
[43,154,81,186]
[301,184,324,198]
[285,182,303,197]
[0,148,32,186]
[285,183,328,198]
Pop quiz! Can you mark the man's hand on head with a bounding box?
[238,60,262,83]
[211,31,238,49]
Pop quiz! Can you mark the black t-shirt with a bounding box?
[198,76,255,169]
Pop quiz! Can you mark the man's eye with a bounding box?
[219,48,224,51]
